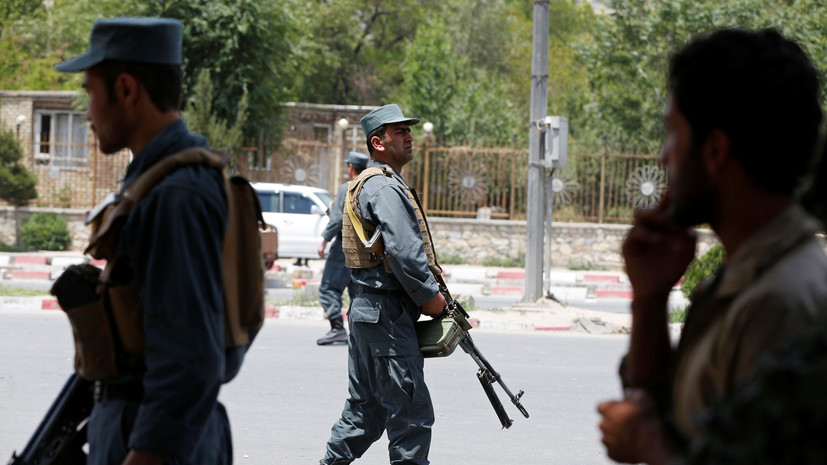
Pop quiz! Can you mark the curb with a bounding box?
[1,296,55,311]
[14,300,581,333]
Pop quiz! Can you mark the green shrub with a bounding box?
[669,306,688,323]
[440,255,467,265]
[482,252,525,268]
[681,244,725,300]
[19,212,72,251]
[0,241,23,252]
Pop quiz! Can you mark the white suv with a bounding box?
[252,182,334,259]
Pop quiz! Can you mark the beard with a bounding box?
[668,146,717,227]
[91,95,131,155]
[93,118,130,155]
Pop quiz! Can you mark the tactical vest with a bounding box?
[80,148,265,375]
[342,166,442,279]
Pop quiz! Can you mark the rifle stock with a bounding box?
[8,374,93,465]
[477,368,513,428]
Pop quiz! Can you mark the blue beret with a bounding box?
[346,151,369,169]
[360,104,420,136]
[56,17,183,72]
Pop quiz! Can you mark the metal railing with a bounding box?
[406,140,663,223]
[14,137,663,224]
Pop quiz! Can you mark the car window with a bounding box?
[283,192,315,214]
[257,192,281,213]
[316,191,333,209]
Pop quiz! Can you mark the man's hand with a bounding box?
[122,449,165,465]
[317,240,328,258]
[597,389,677,465]
[421,292,447,318]
[623,194,697,303]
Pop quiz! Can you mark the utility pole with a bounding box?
[523,0,549,303]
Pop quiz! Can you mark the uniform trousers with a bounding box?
[87,397,231,465]
[319,242,356,325]
[323,291,434,465]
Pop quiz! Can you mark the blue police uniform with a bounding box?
[318,182,357,331]
[87,119,239,464]
[322,160,440,465]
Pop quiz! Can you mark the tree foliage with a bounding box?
[0,127,37,206]
[287,0,436,105]
[0,0,138,90]
[184,68,248,171]
[138,0,294,136]
[1,0,825,151]
[577,0,827,151]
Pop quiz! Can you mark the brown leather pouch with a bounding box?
[64,299,120,380]
[51,264,121,381]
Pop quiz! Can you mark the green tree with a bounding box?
[0,0,138,90]
[577,0,827,150]
[139,0,295,136]
[499,0,597,144]
[397,22,463,142]
[0,126,37,206]
[287,0,437,105]
[0,0,43,28]
[184,68,248,171]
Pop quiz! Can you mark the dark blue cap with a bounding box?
[360,104,420,136]
[56,17,183,72]
[346,151,369,169]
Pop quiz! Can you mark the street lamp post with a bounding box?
[421,122,434,208]
[336,118,349,191]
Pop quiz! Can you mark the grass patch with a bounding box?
[668,306,688,323]
[0,285,50,297]
[455,296,476,312]
[269,286,319,306]
[0,242,24,252]
[482,252,525,268]
[440,255,467,265]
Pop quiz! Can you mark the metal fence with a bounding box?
[406,140,664,223]
[15,136,664,224]
[19,140,130,210]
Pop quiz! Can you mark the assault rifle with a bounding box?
[8,374,93,465]
[418,288,530,428]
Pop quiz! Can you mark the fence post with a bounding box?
[91,140,98,207]
[423,144,431,210]
[599,137,607,224]
[510,137,518,220]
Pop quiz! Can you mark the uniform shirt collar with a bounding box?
[718,203,822,297]
[120,118,208,192]
[367,160,409,188]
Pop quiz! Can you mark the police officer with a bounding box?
[316,151,369,345]
[320,104,446,465]
[57,18,239,465]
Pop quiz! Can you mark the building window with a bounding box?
[34,110,88,168]
[248,150,272,172]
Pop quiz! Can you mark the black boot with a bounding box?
[317,318,347,345]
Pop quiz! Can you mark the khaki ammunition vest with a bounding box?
[85,148,266,356]
[342,166,442,279]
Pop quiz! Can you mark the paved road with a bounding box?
[1,310,628,464]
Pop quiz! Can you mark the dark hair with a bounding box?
[669,28,822,194]
[365,124,387,156]
[91,60,183,112]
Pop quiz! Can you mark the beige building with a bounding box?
[0,90,127,209]
[0,91,377,209]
